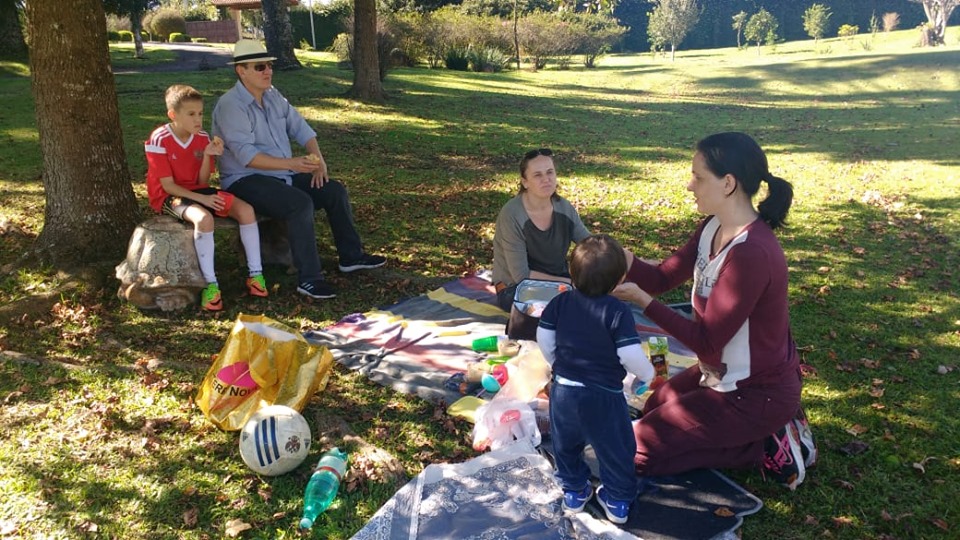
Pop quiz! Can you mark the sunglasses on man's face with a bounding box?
[249,62,273,72]
[524,148,553,160]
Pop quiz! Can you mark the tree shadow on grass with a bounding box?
[5,48,958,194]
[701,48,960,90]
[4,184,958,538]
[287,55,960,189]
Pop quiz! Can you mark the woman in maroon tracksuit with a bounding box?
[614,132,805,483]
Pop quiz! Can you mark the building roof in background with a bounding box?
[209,0,299,8]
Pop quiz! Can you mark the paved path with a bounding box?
[113,42,233,74]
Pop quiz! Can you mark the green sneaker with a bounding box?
[246,274,268,297]
[201,283,222,311]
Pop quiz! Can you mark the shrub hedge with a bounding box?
[334,8,626,75]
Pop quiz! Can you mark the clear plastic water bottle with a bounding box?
[299,447,348,530]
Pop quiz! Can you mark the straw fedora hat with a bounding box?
[228,40,276,65]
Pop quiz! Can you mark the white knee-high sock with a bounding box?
[239,223,263,276]
[194,230,217,284]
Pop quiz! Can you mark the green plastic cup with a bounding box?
[472,336,499,352]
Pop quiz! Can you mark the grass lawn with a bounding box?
[1,27,959,539]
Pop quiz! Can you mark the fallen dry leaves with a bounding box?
[713,506,734,517]
[911,456,937,474]
[834,479,855,491]
[931,518,950,531]
[182,507,198,528]
[845,424,869,436]
[343,448,406,492]
[859,358,880,369]
[839,440,869,456]
[831,515,855,527]
[224,518,251,538]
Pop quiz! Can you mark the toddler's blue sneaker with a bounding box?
[562,484,593,513]
[596,485,631,524]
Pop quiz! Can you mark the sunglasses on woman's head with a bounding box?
[250,62,273,72]
[524,148,553,159]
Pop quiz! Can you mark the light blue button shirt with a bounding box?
[211,80,317,189]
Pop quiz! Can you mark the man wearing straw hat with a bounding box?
[212,40,386,300]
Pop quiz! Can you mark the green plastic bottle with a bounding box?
[299,448,348,530]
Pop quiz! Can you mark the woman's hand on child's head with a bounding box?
[612,282,647,307]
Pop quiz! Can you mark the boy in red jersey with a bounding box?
[145,85,267,311]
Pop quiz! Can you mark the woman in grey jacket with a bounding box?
[492,148,591,312]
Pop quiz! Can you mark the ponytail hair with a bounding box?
[758,174,793,229]
[696,132,794,230]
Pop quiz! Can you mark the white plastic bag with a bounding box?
[471,398,540,452]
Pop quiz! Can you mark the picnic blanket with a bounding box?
[303,275,509,404]
[307,274,764,539]
[539,440,763,540]
[303,274,699,405]
[350,441,640,540]
[350,440,761,540]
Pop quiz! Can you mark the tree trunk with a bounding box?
[131,9,145,59]
[513,0,521,71]
[921,1,943,44]
[24,0,141,266]
[261,0,301,70]
[915,0,958,45]
[348,0,384,101]
[0,0,27,59]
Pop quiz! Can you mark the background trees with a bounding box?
[145,6,186,41]
[113,1,148,44]
[646,0,700,61]
[632,0,936,52]
[910,0,958,44]
[731,10,747,48]
[120,0,946,57]
[803,3,832,44]
[24,0,141,266]
[104,0,159,57]
[0,0,27,59]
[350,0,384,100]
[261,0,301,69]
[744,8,778,54]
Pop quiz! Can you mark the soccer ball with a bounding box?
[239,405,311,476]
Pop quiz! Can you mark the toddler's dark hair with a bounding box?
[570,234,626,297]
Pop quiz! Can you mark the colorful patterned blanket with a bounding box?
[304,274,698,405]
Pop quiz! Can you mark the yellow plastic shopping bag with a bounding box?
[196,313,334,431]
